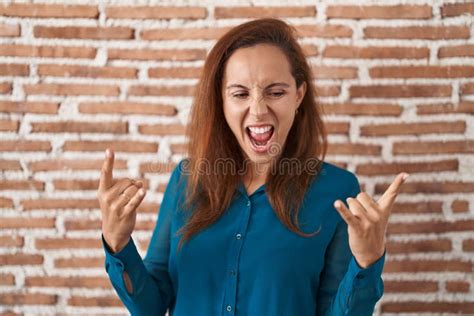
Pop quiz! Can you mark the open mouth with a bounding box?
[245,124,275,153]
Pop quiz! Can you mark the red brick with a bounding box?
[0,64,29,76]
[24,83,119,96]
[21,199,98,210]
[0,254,43,265]
[295,24,352,38]
[384,259,472,273]
[108,48,206,61]
[417,102,474,115]
[384,280,438,293]
[323,45,429,59]
[0,293,57,305]
[37,64,137,79]
[463,239,474,251]
[0,140,51,152]
[387,220,474,234]
[0,82,12,94]
[461,82,474,95]
[446,281,470,293]
[321,102,402,116]
[214,6,316,18]
[441,3,474,17]
[0,217,55,229]
[350,84,451,98]
[391,201,443,214]
[326,121,350,135]
[302,44,318,57]
[148,66,202,79]
[386,239,451,253]
[0,4,98,18]
[452,200,469,213]
[327,143,381,155]
[360,121,466,136]
[68,295,122,307]
[31,121,127,134]
[128,85,195,97]
[170,143,187,155]
[0,119,18,132]
[35,238,101,249]
[25,276,110,288]
[356,159,458,175]
[0,24,20,37]
[106,6,206,19]
[138,123,186,135]
[364,26,470,39]
[0,236,24,247]
[393,140,474,154]
[314,85,340,97]
[29,158,127,172]
[0,44,96,58]
[141,26,231,40]
[34,26,134,39]
[79,102,177,116]
[0,196,13,208]
[439,44,474,58]
[382,301,474,313]
[312,66,357,79]
[0,179,44,190]
[326,5,431,19]
[63,140,158,153]
[0,273,15,285]
[55,256,103,268]
[370,66,474,78]
[0,160,22,171]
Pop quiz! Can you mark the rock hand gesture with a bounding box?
[98,148,147,253]
[333,173,409,268]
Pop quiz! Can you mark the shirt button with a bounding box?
[226,305,232,312]
[246,201,251,206]
[356,274,365,279]
[235,233,241,239]
[230,270,236,276]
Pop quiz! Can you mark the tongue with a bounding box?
[249,128,273,144]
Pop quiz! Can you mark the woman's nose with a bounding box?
[249,95,269,117]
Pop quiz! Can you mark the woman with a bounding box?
[98,18,408,315]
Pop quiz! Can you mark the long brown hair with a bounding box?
[176,18,328,251]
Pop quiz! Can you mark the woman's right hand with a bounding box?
[98,148,147,253]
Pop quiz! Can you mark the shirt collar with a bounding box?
[237,181,266,197]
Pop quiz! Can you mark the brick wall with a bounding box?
[0,1,473,315]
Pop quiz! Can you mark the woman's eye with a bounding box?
[233,93,248,98]
[270,92,285,97]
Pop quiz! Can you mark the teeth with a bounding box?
[248,125,272,134]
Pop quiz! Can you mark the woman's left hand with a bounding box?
[333,172,409,268]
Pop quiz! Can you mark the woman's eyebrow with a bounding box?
[225,82,290,90]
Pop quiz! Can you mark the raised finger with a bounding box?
[111,184,140,213]
[99,148,114,192]
[333,199,361,229]
[109,178,136,197]
[378,173,409,211]
[356,192,383,222]
[123,188,146,216]
[346,197,372,224]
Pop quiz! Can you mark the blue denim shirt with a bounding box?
[102,159,385,316]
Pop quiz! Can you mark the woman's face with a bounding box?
[221,43,307,166]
